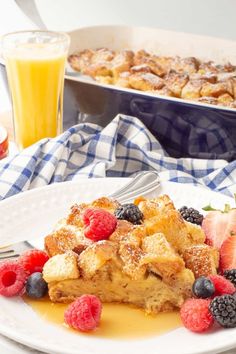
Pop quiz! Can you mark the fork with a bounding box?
[0,171,160,260]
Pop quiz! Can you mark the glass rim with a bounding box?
[1,30,70,45]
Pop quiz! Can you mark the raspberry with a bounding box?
[64,294,102,331]
[19,249,49,275]
[83,208,117,241]
[180,298,213,332]
[0,260,27,297]
[208,275,235,296]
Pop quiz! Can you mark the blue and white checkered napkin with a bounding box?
[0,114,235,201]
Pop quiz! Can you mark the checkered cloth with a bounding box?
[0,114,236,201]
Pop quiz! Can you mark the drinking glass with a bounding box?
[2,31,70,150]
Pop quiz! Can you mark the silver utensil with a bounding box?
[14,0,47,30]
[0,171,160,260]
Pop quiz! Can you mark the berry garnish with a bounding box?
[179,206,203,225]
[0,125,8,159]
[192,276,215,299]
[202,207,236,249]
[114,203,143,225]
[82,208,117,241]
[180,298,213,332]
[220,236,236,273]
[224,269,236,287]
[209,295,236,328]
[64,294,102,332]
[0,260,27,297]
[208,275,235,296]
[26,272,48,299]
[19,249,49,275]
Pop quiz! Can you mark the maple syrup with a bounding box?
[24,296,182,339]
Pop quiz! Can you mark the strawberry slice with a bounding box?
[220,236,236,273]
[202,209,236,249]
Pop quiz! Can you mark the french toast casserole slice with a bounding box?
[43,195,218,314]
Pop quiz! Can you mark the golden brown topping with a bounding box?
[143,58,166,77]
[68,49,94,72]
[114,71,131,88]
[129,72,164,91]
[43,251,80,282]
[218,62,236,73]
[181,79,203,99]
[172,57,199,75]
[165,71,189,97]
[152,55,173,71]
[184,221,205,244]
[95,76,114,85]
[68,47,236,109]
[44,227,79,257]
[227,77,236,98]
[198,61,219,74]
[183,244,219,278]
[200,81,231,98]
[130,64,152,74]
[111,50,134,79]
[66,203,88,227]
[83,63,112,78]
[91,197,120,211]
[119,242,146,280]
[91,47,115,63]
[133,50,151,65]
[109,219,134,242]
[141,233,185,280]
[218,93,234,105]
[148,87,175,97]
[79,241,117,279]
[191,73,217,84]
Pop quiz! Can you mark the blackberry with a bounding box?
[179,206,203,225]
[209,295,236,328]
[114,203,143,225]
[26,272,48,299]
[224,269,236,287]
[192,276,215,299]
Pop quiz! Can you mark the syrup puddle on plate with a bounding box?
[24,296,182,339]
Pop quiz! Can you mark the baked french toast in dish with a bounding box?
[68,48,236,108]
[43,195,219,314]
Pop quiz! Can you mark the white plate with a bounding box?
[0,178,235,354]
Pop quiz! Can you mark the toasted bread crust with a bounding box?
[43,194,218,314]
[183,244,219,278]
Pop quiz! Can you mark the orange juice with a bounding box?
[2,31,70,150]
[6,52,66,149]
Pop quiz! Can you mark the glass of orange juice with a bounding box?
[2,31,70,150]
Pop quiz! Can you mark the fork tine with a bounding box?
[0,250,14,255]
[0,254,20,260]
